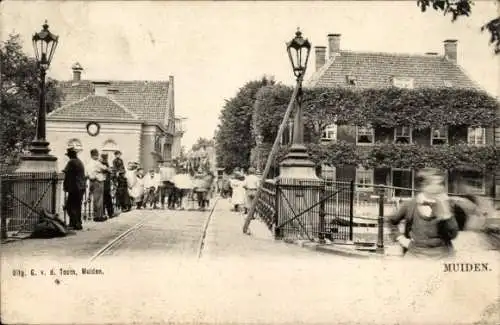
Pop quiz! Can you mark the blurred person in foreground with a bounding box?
[388,168,459,259]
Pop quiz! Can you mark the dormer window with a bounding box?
[394,126,412,144]
[93,82,110,96]
[321,124,337,142]
[431,127,448,145]
[393,77,414,89]
[356,125,374,145]
[346,75,357,86]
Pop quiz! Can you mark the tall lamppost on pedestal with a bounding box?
[17,21,59,172]
[279,29,317,179]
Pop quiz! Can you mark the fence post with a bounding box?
[349,180,354,241]
[51,172,58,214]
[0,176,6,240]
[318,182,326,244]
[273,179,281,239]
[376,185,385,254]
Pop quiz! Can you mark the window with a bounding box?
[468,127,486,145]
[431,127,448,145]
[393,77,414,89]
[346,75,357,86]
[392,168,414,198]
[394,126,412,144]
[321,164,336,180]
[102,139,118,163]
[460,170,485,195]
[356,126,374,145]
[321,124,337,142]
[356,167,374,191]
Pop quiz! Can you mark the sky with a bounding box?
[1,1,499,148]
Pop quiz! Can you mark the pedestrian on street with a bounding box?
[86,149,109,222]
[131,167,145,209]
[230,172,245,212]
[62,146,86,230]
[172,166,193,210]
[125,162,138,209]
[159,160,177,209]
[100,153,115,219]
[242,167,260,214]
[193,168,209,210]
[144,168,161,209]
[387,168,459,259]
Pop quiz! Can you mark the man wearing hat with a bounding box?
[62,146,86,230]
[100,153,115,219]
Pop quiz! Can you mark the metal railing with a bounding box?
[1,172,64,239]
[254,179,500,253]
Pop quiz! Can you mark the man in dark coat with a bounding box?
[101,153,115,218]
[62,147,86,230]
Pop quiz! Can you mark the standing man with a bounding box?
[87,149,109,222]
[62,146,86,230]
[242,167,260,215]
[101,153,115,219]
[144,168,161,209]
[159,160,176,209]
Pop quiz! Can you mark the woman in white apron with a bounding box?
[230,173,245,212]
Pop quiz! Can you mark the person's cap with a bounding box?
[101,153,108,158]
[114,150,121,155]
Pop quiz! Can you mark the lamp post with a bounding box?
[279,28,317,179]
[18,20,59,172]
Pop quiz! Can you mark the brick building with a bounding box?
[47,63,185,171]
[306,34,497,199]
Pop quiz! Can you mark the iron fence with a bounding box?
[254,178,500,253]
[1,172,64,239]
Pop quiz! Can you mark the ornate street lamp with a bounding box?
[286,28,311,79]
[27,20,59,163]
[279,28,316,178]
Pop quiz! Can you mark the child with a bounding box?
[230,173,245,212]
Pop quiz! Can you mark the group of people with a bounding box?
[125,161,216,212]
[219,167,261,214]
[62,146,219,231]
[63,147,128,230]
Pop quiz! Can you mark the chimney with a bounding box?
[327,34,341,58]
[314,46,327,71]
[443,39,458,63]
[71,62,83,82]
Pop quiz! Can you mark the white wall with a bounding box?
[47,120,142,171]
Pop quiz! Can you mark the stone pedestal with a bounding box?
[276,144,322,239]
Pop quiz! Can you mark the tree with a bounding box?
[191,137,214,151]
[1,34,62,166]
[417,0,500,54]
[215,76,275,172]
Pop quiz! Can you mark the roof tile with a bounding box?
[307,51,478,90]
